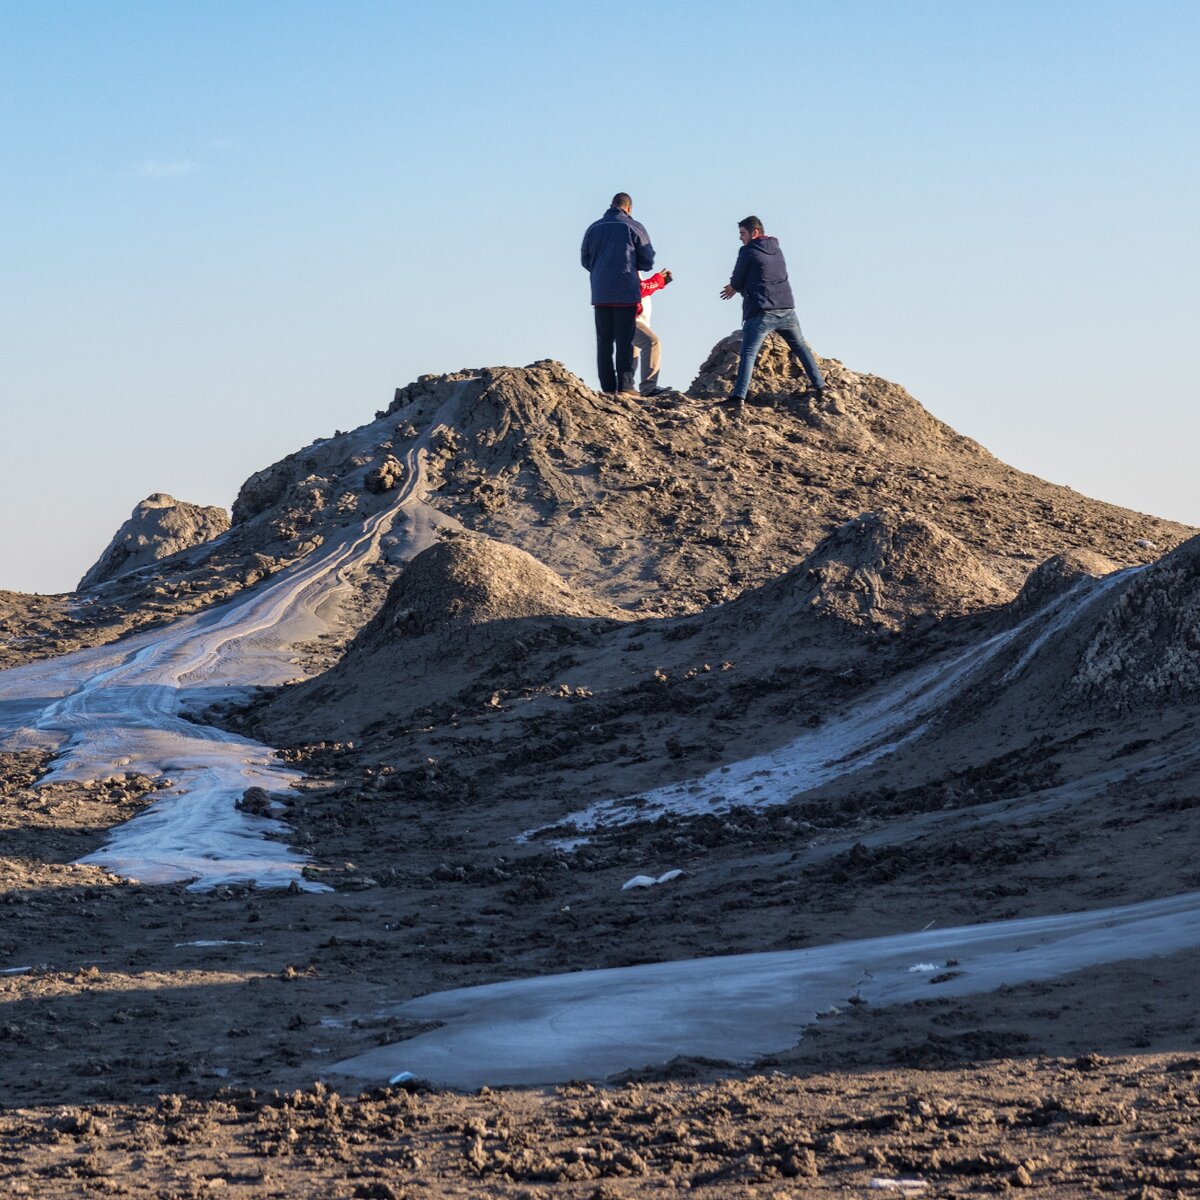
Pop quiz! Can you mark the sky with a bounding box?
[1,0,1197,594]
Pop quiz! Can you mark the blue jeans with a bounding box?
[732,308,824,399]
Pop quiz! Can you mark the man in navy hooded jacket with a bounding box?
[719,215,824,409]
[581,193,655,395]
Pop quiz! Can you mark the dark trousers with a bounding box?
[593,305,638,393]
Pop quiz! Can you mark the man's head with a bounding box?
[738,215,764,245]
[611,192,633,213]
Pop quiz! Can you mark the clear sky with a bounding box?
[2,0,1197,594]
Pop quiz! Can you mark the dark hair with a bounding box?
[738,215,764,236]
[612,192,632,211]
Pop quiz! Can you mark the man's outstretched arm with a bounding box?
[720,247,749,299]
[641,269,672,299]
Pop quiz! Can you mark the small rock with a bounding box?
[236,787,272,815]
[365,455,406,494]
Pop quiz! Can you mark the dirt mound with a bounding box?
[1070,533,1200,709]
[689,333,976,457]
[78,493,230,590]
[254,532,623,741]
[361,531,621,642]
[1009,548,1119,618]
[395,351,1183,618]
[790,509,1011,629]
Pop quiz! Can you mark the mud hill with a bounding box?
[79,493,230,590]
[380,355,1181,615]
[276,532,626,731]
[1071,535,1200,709]
[234,342,1186,789]
[5,340,1200,1198]
[4,342,1188,673]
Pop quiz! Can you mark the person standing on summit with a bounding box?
[581,193,655,396]
[719,215,825,411]
[633,267,673,396]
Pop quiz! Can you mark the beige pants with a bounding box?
[632,318,661,393]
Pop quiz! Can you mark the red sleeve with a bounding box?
[639,271,667,299]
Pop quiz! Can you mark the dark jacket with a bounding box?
[729,235,794,321]
[581,208,655,305]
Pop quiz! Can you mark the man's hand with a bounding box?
[662,270,673,285]
[719,284,736,300]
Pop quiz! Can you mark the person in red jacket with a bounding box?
[632,268,673,396]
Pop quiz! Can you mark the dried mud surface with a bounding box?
[3,721,1200,1199]
[6,1055,1200,1198]
[3,353,1200,1195]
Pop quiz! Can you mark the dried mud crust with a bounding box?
[405,358,1186,620]
[4,728,1200,1115]
[0,750,163,868]
[2,351,1199,1194]
[4,1055,1200,1197]
[5,353,1190,680]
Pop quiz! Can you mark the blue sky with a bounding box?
[1,0,1197,593]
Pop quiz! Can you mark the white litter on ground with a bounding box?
[621,869,683,890]
[330,888,1200,1089]
[174,940,263,948]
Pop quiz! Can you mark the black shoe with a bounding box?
[718,394,745,411]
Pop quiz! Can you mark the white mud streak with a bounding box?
[543,572,1134,836]
[333,889,1200,1088]
[0,398,462,890]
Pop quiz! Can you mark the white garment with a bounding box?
[638,272,654,324]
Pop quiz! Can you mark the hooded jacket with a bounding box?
[729,235,795,321]
[581,207,655,305]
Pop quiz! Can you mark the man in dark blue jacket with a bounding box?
[581,193,655,395]
[719,215,824,410]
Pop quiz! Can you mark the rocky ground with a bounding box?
[2,343,1199,1194]
[2,694,1199,1194]
[6,1053,1200,1197]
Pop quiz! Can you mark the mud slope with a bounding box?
[815,532,1200,804]
[262,531,627,739]
[3,342,1200,1194]
[10,347,1189,672]
[251,507,1006,770]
